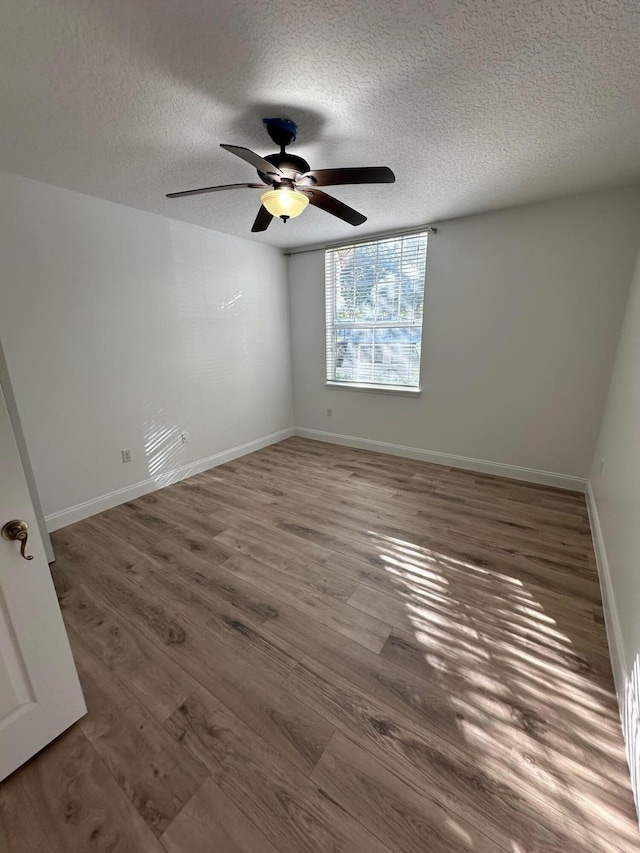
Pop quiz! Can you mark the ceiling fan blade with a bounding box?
[301,188,367,226]
[251,205,274,232]
[220,144,283,177]
[166,182,263,199]
[296,166,395,187]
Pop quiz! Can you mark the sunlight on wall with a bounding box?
[143,404,184,488]
[621,653,640,818]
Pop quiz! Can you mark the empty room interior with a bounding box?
[2,1,640,851]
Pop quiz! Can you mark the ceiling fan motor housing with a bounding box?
[259,152,311,184]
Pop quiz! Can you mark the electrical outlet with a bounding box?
[326,408,333,417]
[181,431,189,444]
[121,449,132,463]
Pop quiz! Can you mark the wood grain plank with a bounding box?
[60,524,302,683]
[0,770,46,853]
[30,842,55,853]
[311,732,501,853]
[222,553,392,653]
[58,552,334,775]
[284,655,637,853]
[161,777,281,853]
[347,581,612,667]
[322,550,408,597]
[176,474,278,514]
[216,537,359,603]
[69,629,207,836]
[137,488,227,540]
[264,602,505,755]
[212,509,334,565]
[58,583,196,722]
[380,626,620,725]
[213,523,318,574]
[164,687,393,853]
[113,502,231,566]
[369,525,604,611]
[220,463,387,530]
[159,623,334,776]
[18,728,164,853]
[212,528,360,602]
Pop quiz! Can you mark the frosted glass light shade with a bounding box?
[260,188,309,220]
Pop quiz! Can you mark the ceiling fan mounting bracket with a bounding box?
[262,117,298,149]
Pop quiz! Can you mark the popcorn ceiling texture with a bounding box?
[0,0,638,248]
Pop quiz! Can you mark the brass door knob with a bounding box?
[2,520,34,560]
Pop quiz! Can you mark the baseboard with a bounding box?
[586,482,639,822]
[293,427,587,492]
[45,427,294,531]
[585,482,627,694]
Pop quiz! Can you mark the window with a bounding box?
[325,232,429,391]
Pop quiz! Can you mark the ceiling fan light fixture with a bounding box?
[260,187,309,221]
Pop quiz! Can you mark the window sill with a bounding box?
[325,381,422,397]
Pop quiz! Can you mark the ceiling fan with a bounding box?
[166,118,395,232]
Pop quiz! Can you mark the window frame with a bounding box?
[324,231,429,395]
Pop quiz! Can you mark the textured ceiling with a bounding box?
[0,0,639,249]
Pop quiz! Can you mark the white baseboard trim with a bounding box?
[585,482,640,822]
[585,483,628,698]
[294,427,587,492]
[45,427,294,531]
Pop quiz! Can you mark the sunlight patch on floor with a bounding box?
[371,528,639,851]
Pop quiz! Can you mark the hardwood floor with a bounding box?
[2,436,638,852]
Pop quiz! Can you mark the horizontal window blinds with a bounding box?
[325,232,428,388]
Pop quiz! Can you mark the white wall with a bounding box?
[289,186,640,483]
[0,171,293,528]
[2,172,639,533]
[588,241,640,814]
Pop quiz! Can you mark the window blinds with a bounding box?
[325,232,428,388]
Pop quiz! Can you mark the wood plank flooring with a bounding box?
[2,436,638,852]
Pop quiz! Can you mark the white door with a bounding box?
[0,382,85,780]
